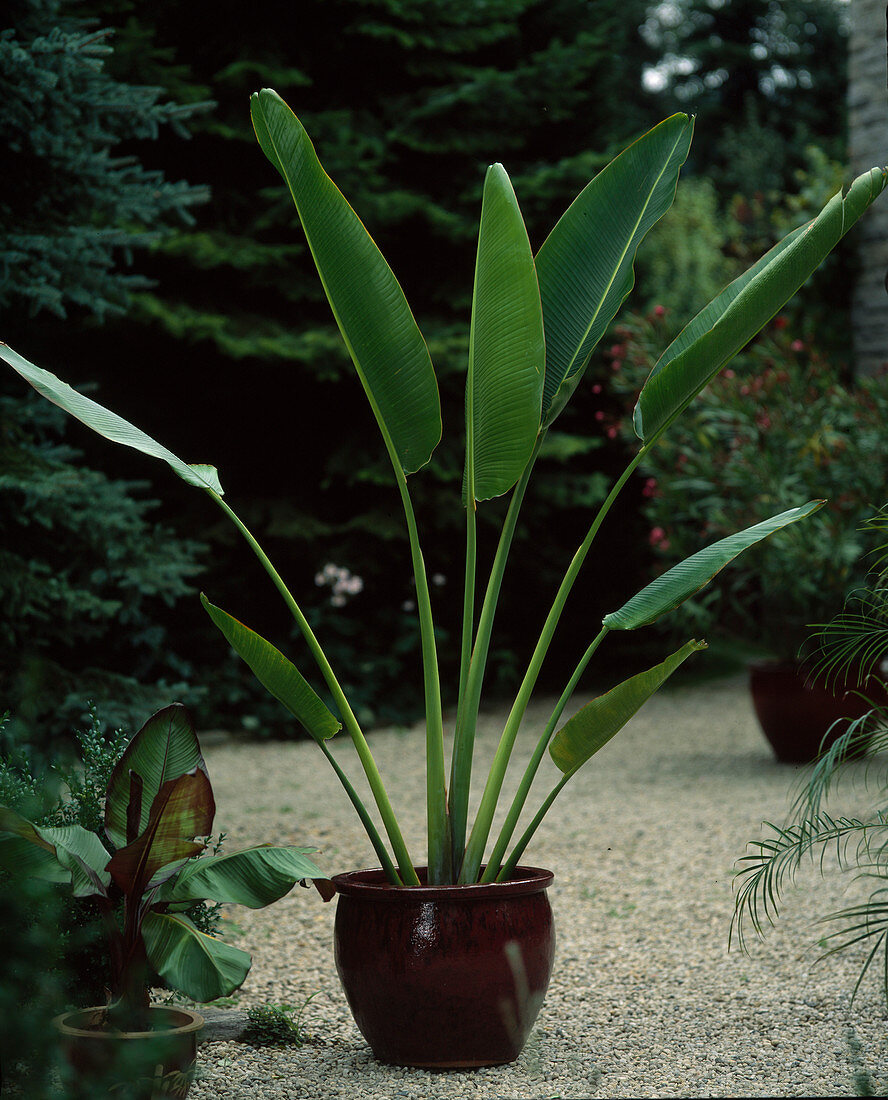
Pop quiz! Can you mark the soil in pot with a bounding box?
[332,865,555,1069]
[53,1005,204,1099]
[749,659,885,763]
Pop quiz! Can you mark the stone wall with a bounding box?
[849,0,888,374]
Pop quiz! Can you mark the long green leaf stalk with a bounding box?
[449,435,544,874]
[459,448,647,883]
[480,626,609,882]
[211,493,418,885]
[389,465,450,884]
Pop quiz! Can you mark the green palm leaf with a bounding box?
[467,163,544,502]
[105,704,208,850]
[161,845,323,908]
[634,167,888,443]
[250,88,441,475]
[535,113,694,428]
[201,595,342,743]
[550,639,706,776]
[604,501,824,631]
[0,342,223,494]
[141,910,253,1003]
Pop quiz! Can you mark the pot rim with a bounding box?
[331,864,554,900]
[53,1004,205,1040]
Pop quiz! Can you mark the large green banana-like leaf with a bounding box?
[604,501,824,631]
[106,771,214,898]
[535,113,694,428]
[201,595,342,743]
[105,704,208,850]
[466,163,544,502]
[160,845,323,908]
[550,639,706,776]
[141,910,252,1003]
[634,167,888,443]
[250,88,441,475]
[0,342,223,494]
[0,809,111,897]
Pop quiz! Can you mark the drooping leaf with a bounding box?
[0,342,223,494]
[105,704,209,850]
[160,845,324,908]
[535,113,694,428]
[201,595,342,743]
[106,771,214,898]
[466,163,544,502]
[0,808,111,897]
[250,88,441,475]
[141,910,253,1003]
[603,501,825,631]
[549,639,706,776]
[633,167,888,442]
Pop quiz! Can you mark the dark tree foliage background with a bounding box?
[0,0,211,749]
[0,0,853,744]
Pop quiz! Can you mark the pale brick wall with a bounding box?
[849,0,888,374]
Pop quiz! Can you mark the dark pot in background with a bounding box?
[332,865,555,1069]
[749,659,883,763]
[54,1005,204,1099]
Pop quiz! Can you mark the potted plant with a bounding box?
[733,502,888,999]
[0,703,326,1097]
[609,309,888,762]
[1,89,884,1066]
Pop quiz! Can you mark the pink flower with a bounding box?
[591,384,602,394]
[606,425,618,439]
[791,339,805,352]
[654,305,666,317]
[594,410,605,421]
[648,526,670,550]
[642,477,658,498]
[724,369,735,380]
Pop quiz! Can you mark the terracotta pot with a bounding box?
[53,1005,204,1098]
[332,865,555,1068]
[749,659,881,763]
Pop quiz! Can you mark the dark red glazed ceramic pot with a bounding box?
[332,865,555,1068]
[749,659,881,763]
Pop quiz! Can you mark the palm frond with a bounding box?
[817,892,888,1002]
[731,812,875,953]
[789,713,888,827]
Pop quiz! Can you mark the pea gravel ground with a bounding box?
[186,674,888,1099]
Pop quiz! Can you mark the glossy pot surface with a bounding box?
[332,865,555,1069]
[749,659,881,763]
[54,1005,204,1098]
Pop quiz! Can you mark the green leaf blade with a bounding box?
[106,771,215,897]
[468,163,544,502]
[250,89,441,475]
[604,501,825,631]
[0,810,112,897]
[201,594,342,742]
[163,845,324,908]
[142,910,252,1003]
[0,343,223,494]
[105,704,208,850]
[536,114,694,427]
[634,167,888,442]
[550,639,706,775]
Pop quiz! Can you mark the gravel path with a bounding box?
[186,674,888,1098]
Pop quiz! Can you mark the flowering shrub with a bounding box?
[609,308,888,657]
